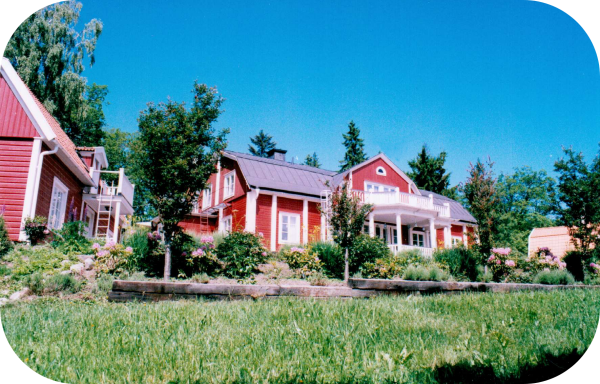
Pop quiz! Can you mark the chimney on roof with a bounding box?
[267,148,287,162]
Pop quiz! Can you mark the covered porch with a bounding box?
[365,208,463,258]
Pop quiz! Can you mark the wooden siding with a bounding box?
[307,202,321,243]
[0,74,38,138]
[35,150,84,222]
[178,216,218,234]
[351,158,410,193]
[255,194,272,249]
[0,138,33,240]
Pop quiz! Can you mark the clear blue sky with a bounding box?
[77,0,600,184]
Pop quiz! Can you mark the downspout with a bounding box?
[29,139,59,218]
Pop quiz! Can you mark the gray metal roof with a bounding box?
[419,189,477,224]
[223,150,336,196]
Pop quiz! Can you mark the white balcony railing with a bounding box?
[388,244,434,258]
[89,168,135,205]
[354,190,450,217]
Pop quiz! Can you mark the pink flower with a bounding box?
[261,252,267,257]
[258,232,264,238]
[43,229,50,235]
[505,260,516,267]
[125,246,133,253]
[488,255,496,262]
[200,235,214,244]
[105,240,116,249]
[181,251,187,257]
[492,247,511,256]
[496,260,501,265]
[97,250,109,258]
[92,243,101,250]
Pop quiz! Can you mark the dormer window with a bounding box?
[376,166,386,176]
[223,171,235,199]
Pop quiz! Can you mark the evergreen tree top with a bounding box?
[249,129,276,158]
[339,120,368,171]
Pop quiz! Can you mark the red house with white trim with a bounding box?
[181,148,477,256]
[0,58,134,242]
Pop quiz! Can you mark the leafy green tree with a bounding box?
[461,158,499,260]
[339,121,367,171]
[4,1,107,146]
[407,145,457,198]
[131,83,228,280]
[304,152,321,168]
[554,146,600,261]
[249,130,276,157]
[495,167,557,255]
[323,182,373,281]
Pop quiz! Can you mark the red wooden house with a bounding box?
[0,58,134,242]
[181,148,477,256]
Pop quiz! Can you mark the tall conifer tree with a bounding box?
[339,121,367,171]
[407,145,456,197]
[249,130,276,157]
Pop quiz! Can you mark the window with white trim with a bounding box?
[222,215,232,233]
[223,172,235,199]
[365,181,396,193]
[279,212,300,244]
[452,236,463,246]
[202,184,213,209]
[376,166,387,176]
[412,232,425,247]
[48,177,69,229]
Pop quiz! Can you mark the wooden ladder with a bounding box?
[95,181,115,240]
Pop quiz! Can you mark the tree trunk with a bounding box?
[163,240,171,281]
[344,247,349,282]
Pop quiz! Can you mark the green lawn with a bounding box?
[1,290,599,383]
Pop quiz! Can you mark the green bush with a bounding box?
[360,249,425,279]
[533,269,575,285]
[308,242,343,278]
[504,270,533,284]
[280,246,322,277]
[349,234,390,274]
[122,227,153,272]
[51,221,92,254]
[476,265,493,283]
[563,251,585,282]
[308,271,328,286]
[191,272,210,284]
[433,247,479,281]
[216,231,268,278]
[45,274,83,293]
[402,265,448,282]
[0,215,13,257]
[4,245,72,276]
[179,233,221,277]
[95,274,114,293]
[24,272,44,295]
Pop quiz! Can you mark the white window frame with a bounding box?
[223,171,235,199]
[222,215,232,233]
[48,177,69,230]
[84,207,95,237]
[409,228,426,248]
[278,212,301,244]
[364,181,397,193]
[452,236,463,247]
[202,183,213,210]
[376,166,387,176]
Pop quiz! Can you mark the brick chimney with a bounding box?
[267,148,287,162]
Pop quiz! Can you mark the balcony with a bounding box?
[90,168,135,206]
[352,190,450,217]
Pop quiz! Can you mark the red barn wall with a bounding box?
[0,74,38,138]
[0,138,33,240]
[179,216,218,234]
[351,158,410,193]
[35,151,84,222]
[255,194,272,249]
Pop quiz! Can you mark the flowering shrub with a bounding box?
[23,216,48,245]
[361,250,427,279]
[526,247,567,274]
[590,263,600,275]
[281,247,322,277]
[93,241,134,274]
[185,235,221,275]
[216,231,268,278]
[486,248,517,281]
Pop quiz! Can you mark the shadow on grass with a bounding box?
[167,349,584,384]
[432,349,584,384]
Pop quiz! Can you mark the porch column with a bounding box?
[395,213,402,245]
[217,208,224,233]
[112,201,121,243]
[429,218,436,249]
[270,195,277,251]
[462,225,468,247]
[244,188,258,233]
[302,199,308,244]
[444,225,451,248]
[368,213,375,237]
[320,213,326,241]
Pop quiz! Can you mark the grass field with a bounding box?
[1,290,600,383]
